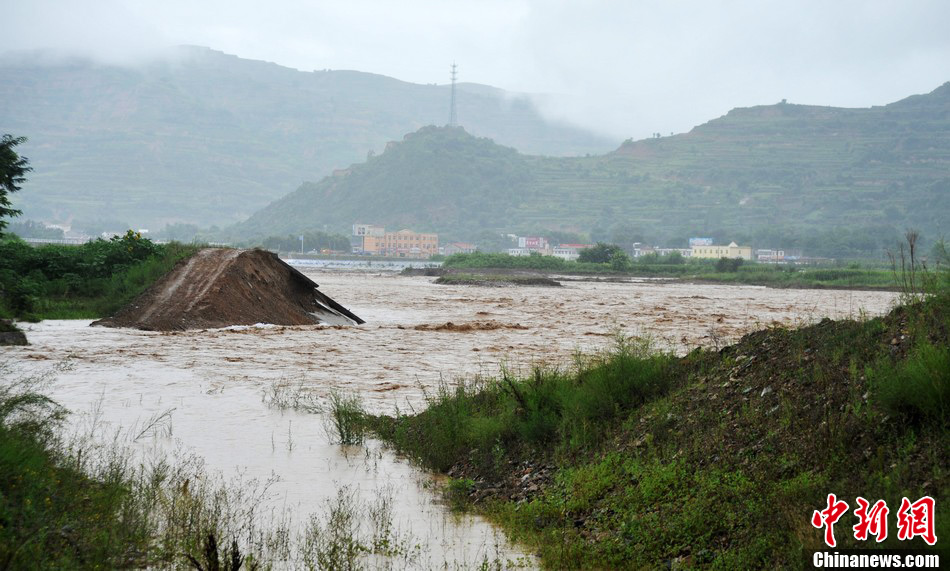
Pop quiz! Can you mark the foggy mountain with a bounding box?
[0,45,614,230]
[234,83,950,257]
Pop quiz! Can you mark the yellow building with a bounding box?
[690,241,753,260]
[380,229,439,258]
[352,224,438,258]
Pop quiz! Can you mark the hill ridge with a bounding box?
[0,46,614,230]
[235,82,950,256]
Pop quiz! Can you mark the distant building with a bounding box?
[632,243,691,258]
[756,249,786,263]
[351,223,386,254]
[507,248,532,257]
[688,237,714,247]
[690,241,753,261]
[351,224,438,258]
[552,243,595,261]
[518,236,549,251]
[379,229,439,258]
[442,242,477,256]
[352,223,385,237]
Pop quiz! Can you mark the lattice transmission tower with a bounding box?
[448,62,458,126]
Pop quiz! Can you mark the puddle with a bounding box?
[4,272,897,567]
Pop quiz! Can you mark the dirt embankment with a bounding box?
[92,249,363,331]
[434,275,561,287]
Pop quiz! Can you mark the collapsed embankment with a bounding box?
[368,291,949,568]
[93,248,362,330]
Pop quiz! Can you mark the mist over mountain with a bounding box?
[0,45,614,230]
[234,83,950,257]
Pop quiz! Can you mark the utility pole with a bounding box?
[448,62,458,127]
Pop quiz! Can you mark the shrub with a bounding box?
[869,342,949,426]
[715,257,744,272]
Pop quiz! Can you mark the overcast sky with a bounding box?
[4,0,949,141]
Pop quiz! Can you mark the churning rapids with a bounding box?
[4,269,897,568]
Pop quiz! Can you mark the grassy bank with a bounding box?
[687,264,898,289]
[442,252,899,289]
[368,276,948,567]
[0,232,199,320]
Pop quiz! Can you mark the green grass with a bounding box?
[442,252,900,289]
[869,340,949,427]
[368,335,678,475]
[690,265,898,289]
[0,319,19,334]
[325,390,367,445]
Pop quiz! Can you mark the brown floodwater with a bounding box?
[4,270,897,568]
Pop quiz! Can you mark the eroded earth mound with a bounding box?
[92,248,363,331]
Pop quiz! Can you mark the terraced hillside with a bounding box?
[0,46,613,230]
[235,82,949,256]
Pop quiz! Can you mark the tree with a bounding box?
[578,242,632,270]
[715,257,744,272]
[579,242,622,264]
[0,135,31,236]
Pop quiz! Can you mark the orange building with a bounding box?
[351,224,438,258]
[379,229,439,258]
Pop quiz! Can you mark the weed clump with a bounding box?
[325,390,367,445]
[0,364,283,569]
[870,339,949,427]
[369,333,678,475]
[299,486,422,569]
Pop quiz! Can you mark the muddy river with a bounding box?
[4,270,897,568]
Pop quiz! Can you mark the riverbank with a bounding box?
[2,271,905,568]
[367,284,948,567]
[0,233,199,321]
[441,252,901,291]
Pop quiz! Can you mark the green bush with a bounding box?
[0,233,198,319]
[869,342,949,426]
[715,257,744,272]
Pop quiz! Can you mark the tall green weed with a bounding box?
[870,342,949,427]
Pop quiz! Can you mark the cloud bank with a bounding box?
[3,0,948,140]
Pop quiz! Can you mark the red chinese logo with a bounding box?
[896,496,937,545]
[813,495,938,547]
[852,497,889,542]
[812,494,850,548]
